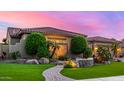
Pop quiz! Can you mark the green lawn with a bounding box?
[0,63,54,81]
[61,62,124,80]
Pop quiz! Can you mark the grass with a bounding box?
[0,63,54,81]
[61,62,124,80]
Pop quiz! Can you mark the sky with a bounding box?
[0,11,124,42]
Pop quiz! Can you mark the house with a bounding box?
[119,39,124,56]
[4,27,87,58]
[88,36,121,56]
[1,27,122,59]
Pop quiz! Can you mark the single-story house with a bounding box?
[4,27,87,58]
[119,39,124,56]
[1,27,123,59]
[88,36,121,56]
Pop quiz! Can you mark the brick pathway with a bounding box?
[43,65,74,81]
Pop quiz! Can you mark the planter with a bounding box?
[76,58,94,67]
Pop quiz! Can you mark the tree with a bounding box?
[36,45,49,58]
[25,32,46,56]
[70,36,88,54]
[97,46,111,63]
[83,47,92,58]
[49,41,60,58]
[111,42,119,58]
[2,38,7,44]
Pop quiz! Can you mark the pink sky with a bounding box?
[0,11,124,42]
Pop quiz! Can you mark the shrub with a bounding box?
[58,55,69,61]
[64,64,73,68]
[36,45,49,58]
[70,36,88,54]
[25,32,46,56]
[83,47,92,58]
[10,51,21,59]
[64,59,77,68]
[97,46,111,62]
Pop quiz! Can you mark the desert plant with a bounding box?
[111,42,119,58]
[64,59,77,68]
[25,32,46,56]
[48,41,60,58]
[70,36,88,54]
[10,51,21,59]
[83,47,92,58]
[97,46,111,63]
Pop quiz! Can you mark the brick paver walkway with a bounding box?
[43,65,124,81]
[43,65,74,81]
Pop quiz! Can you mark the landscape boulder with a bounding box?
[39,57,49,64]
[25,59,39,64]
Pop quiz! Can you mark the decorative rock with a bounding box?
[57,61,64,65]
[16,59,26,64]
[39,57,49,64]
[76,58,94,67]
[25,59,39,64]
[103,61,111,64]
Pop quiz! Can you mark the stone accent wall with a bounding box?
[2,45,9,57]
[0,44,9,57]
[9,35,28,58]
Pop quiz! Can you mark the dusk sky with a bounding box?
[0,11,124,42]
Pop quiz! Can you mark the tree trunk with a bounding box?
[50,47,56,58]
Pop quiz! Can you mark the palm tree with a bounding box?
[111,42,119,58]
[46,40,60,58]
[50,42,60,58]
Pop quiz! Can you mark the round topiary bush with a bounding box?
[25,32,46,56]
[36,45,49,58]
[70,36,88,54]
[83,47,92,58]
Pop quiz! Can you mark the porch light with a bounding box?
[117,48,121,52]
[95,47,98,50]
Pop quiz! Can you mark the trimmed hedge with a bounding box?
[25,32,46,56]
[36,45,49,58]
[70,36,88,54]
[83,47,92,58]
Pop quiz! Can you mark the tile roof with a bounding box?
[88,36,117,43]
[7,27,87,38]
[120,39,124,48]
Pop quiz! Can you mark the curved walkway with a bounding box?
[43,65,74,81]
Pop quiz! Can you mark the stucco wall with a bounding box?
[10,38,20,45]
[2,45,9,57]
[8,34,76,58]
[9,34,28,58]
[0,44,2,56]
[0,43,9,57]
